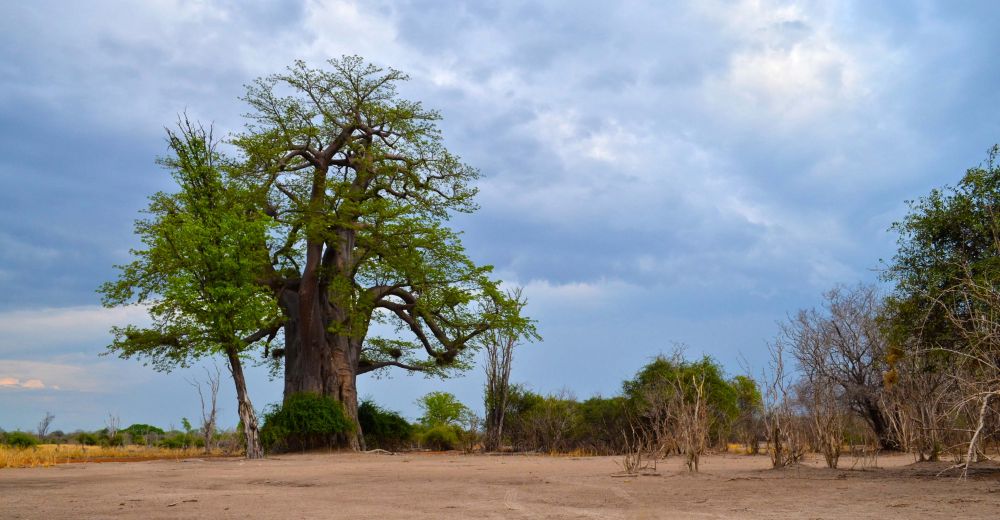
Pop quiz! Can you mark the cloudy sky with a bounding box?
[2,0,999,432]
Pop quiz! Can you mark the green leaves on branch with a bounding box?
[99,118,281,370]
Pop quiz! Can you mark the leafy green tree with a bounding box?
[884,145,1000,470]
[229,56,534,449]
[883,145,1000,354]
[100,120,280,459]
[623,353,739,448]
[104,57,534,451]
[416,391,471,427]
[730,375,763,453]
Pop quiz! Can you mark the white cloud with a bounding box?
[0,359,117,393]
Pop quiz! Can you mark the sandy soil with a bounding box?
[1,451,998,519]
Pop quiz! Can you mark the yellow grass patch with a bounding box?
[0,444,230,469]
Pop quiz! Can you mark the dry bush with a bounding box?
[882,351,954,462]
[762,341,806,468]
[797,378,845,468]
[670,373,709,472]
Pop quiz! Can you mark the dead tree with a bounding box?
[933,270,1000,477]
[762,341,806,468]
[671,373,709,472]
[105,413,120,441]
[189,364,221,454]
[883,350,954,461]
[483,288,528,452]
[36,412,55,440]
[784,284,899,451]
[797,377,844,468]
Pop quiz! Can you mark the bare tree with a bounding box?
[188,364,221,454]
[616,411,657,476]
[784,284,899,450]
[640,377,677,458]
[483,288,528,452]
[36,412,55,439]
[105,412,121,441]
[796,377,844,468]
[762,341,806,468]
[932,270,1000,477]
[883,350,954,462]
[670,373,709,472]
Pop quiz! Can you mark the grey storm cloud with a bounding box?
[2,0,1000,428]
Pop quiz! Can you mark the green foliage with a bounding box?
[419,424,461,450]
[624,354,740,446]
[158,432,202,449]
[99,118,280,370]
[416,391,472,427]
[358,400,413,451]
[232,56,537,378]
[76,432,100,446]
[730,375,762,413]
[3,431,39,448]
[123,424,165,437]
[572,396,630,453]
[261,393,355,452]
[884,145,1000,354]
[103,433,126,447]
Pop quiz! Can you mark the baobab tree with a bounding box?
[104,57,533,450]
[233,57,533,448]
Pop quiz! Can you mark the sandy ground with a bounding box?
[1,451,998,519]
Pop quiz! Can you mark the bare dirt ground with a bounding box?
[2,451,998,519]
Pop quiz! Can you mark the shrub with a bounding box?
[420,424,460,450]
[4,431,39,448]
[358,400,413,451]
[261,393,354,452]
[76,432,100,446]
[103,433,126,447]
[158,432,202,449]
[124,424,165,437]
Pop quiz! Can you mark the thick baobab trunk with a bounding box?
[226,348,263,459]
[279,288,365,450]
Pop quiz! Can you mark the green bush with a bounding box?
[261,393,354,452]
[124,423,165,437]
[4,431,39,448]
[158,432,202,449]
[76,432,100,446]
[358,400,413,451]
[102,433,126,447]
[420,424,460,450]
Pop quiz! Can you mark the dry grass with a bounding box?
[0,444,230,469]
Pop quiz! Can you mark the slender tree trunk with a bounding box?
[862,399,900,451]
[226,348,263,459]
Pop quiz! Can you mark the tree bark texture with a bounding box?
[227,348,263,459]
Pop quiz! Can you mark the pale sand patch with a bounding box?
[1,452,998,519]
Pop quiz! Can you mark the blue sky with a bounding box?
[2,0,1000,432]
